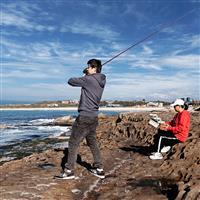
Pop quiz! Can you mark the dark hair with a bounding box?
[181,103,189,110]
[87,59,102,73]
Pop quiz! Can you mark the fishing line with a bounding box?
[102,8,196,66]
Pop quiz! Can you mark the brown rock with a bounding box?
[1,112,199,200]
[53,115,75,126]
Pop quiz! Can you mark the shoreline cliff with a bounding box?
[0,111,199,200]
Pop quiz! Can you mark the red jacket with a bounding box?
[166,110,190,142]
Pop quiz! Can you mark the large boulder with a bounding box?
[53,116,75,126]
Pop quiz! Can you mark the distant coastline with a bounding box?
[0,106,167,112]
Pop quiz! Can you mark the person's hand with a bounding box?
[159,123,169,131]
[83,67,88,75]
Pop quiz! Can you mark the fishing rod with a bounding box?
[102,8,196,66]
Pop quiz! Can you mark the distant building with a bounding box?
[146,102,163,107]
[106,103,121,107]
[62,100,70,104]
[47,103,58,107]
[62,100,79,105]
[158,102,163,107]
[192,100,200,105]
[147,102,158,107]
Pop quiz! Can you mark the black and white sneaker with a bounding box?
[54,169,75,180]
[89,167,105,179]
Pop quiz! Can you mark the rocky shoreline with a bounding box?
[0,111,199,200]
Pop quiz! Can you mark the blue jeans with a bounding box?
[65,115,103,171]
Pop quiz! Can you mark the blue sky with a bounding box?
[1,0,200,102]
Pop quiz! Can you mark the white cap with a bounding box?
[171,99,184,107]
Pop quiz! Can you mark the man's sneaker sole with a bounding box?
[90,172,105,179]
[54,174,75,180]
[89,169,105,179]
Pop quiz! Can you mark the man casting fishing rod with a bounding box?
[57,59,106,179]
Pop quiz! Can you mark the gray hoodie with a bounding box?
[68,73,106,117]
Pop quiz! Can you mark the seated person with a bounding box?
[150,99,190,160]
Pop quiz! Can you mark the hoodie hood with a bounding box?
[92,73,106,88]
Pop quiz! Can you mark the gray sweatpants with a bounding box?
[65,115,103,171]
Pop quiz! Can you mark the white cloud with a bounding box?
[3,1,41,15]
[1,2,56,32]
[3,70,199,101]
[103,72,199,100]
[183,35,200,49]
[161,27,176,34]
[1,38,113,82]
[102,41,199,71]
[167,34,200,55]
[3,84,68,101]
[2,33,199,82]
[160,54,199,69]
[2,37,120,74]
[2,82,80,101]
[123,3,148,22]
[2,11,56,32]
[1,1,199,102]
[2,11,28,27]
[61,20,119,40]
[142,45,154,55]
[1,70,53,79]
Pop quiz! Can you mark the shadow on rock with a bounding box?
[60,148,68,171]
[38,163,55,169]
[60,148,92,171]
[120,145,153,156]
[126,177,179,200]
[76,154,92,170]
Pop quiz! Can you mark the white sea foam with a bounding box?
[0,123,71,147]
[53,142,69,149]
[0,128,24,135]
[29,118,54,125]
[37,125,70,132]
[0,156,16,162]
[1,111,73,147]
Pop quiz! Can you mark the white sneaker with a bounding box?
[149,152,163,160]
[89,168,105,179]
[161,146,171,153]
[54,170,75,180]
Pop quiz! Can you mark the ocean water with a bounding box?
[0,110,120,147]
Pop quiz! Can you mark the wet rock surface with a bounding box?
[0,111,199,200]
